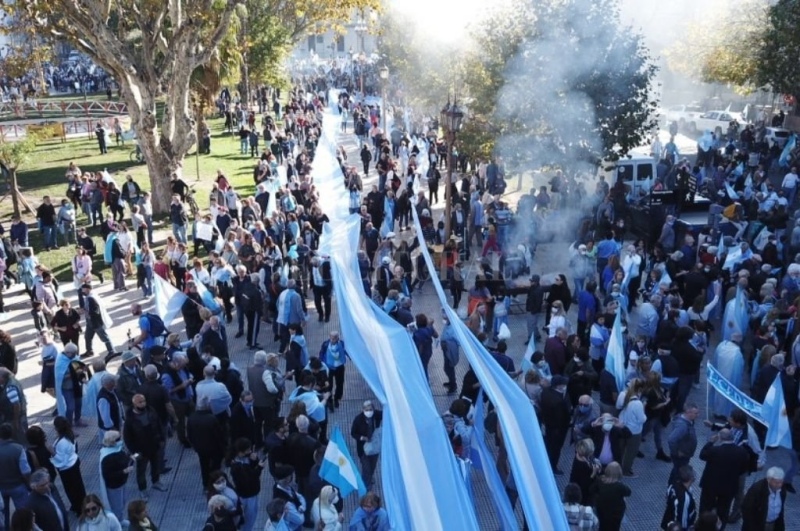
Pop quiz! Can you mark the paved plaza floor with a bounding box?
[6,124,800,530]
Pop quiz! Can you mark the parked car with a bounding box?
[764,127,791,149]
[692,110,748,137]
[664,104,704,132]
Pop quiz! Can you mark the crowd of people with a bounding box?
[0,59,798,531]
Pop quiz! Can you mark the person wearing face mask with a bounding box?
[272,465,306,531]
[349,492,390,531]
[351,400,383,491]
[530,351,553,384]
[208,471,242,525]
[229,391,258,449]
[627,336,651,382]
[98,430,132,523]
[203,494,238,531]
[571,395,597,443]
[587,414,627,469]
[311,485,344,531]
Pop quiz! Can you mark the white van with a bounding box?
[598,154,657,200]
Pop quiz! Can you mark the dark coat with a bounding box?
[285,431,321,480]
[229,402,258,445]
[544,337,568,375]
[123,406,165,456]
[201,327,229,360]
[26,488,69,531]
[587,424,628,464]
[539,387,571,433]
[350,410,383,458]
[742,478,788,531]
[698,441,750,499]
[187,409,226,457]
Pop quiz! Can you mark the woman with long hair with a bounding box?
[127,499,159,531]
[76,493,122,531]
[591,462,631,531]
[50,416,87,516]
[311,485,345,531]
[618,380,646,477]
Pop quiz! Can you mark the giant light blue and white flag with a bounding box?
[195,280,223,315]
[153,275,187,326]
[472,391,518,531]
[605,306,627,392]
[320,426,366,498]
[763,374,793,450]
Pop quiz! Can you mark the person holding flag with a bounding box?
[319,425,366,502]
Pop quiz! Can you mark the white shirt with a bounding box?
[619,396,646,434]
[194,379,232,416]
[51,436,79,470]
[782,172,798,189]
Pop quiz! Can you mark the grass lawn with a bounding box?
[8,114,266,282]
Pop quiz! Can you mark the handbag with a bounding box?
[363,426,382,456]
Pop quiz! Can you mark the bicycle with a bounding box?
[129,145,144,164]
[186,186,200,217]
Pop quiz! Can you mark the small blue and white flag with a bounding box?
[763,374,793,449]
[780,134,796,168]
[320,426,366,498]
[725,182,738,201]
[153,275,187,326]
[605,306,627,392]
[195,280,223,315]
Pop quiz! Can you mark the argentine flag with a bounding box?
[605,306,627,392]
[763,374,793,449]
[153,275,187,326]
[195,280,223,315]
[320,426,366,498]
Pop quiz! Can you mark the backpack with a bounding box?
[145,313,167,338]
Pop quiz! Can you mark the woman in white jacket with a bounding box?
[311,485,344,531]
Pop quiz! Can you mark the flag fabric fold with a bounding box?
[763,374,793,449]
[605,306,627,392]
[320,426,366,498]
[153,274,187,326]
[195,280,223,315]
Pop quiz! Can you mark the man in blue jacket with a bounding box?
[319,331,348,410]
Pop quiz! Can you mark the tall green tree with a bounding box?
[0,133,40,217]
[3,0,245,213]
[664,0,766,94]
[756,0,800,102]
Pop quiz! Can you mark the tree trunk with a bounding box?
[10,168,20,219]
[119,69,197,215]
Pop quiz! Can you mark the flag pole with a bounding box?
[705,379,710,422]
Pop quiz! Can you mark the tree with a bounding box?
[0,134,40,218]
[3,0,244,213]
[756,0,800,102]
[663,1,766,94]
[0,9,53,95]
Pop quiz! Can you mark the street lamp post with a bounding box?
[379,65,389,131]
[439,98,465,280]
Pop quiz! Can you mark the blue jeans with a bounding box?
[144,215,154,244]
[63,390,82,424]
[142,265,153,297]
[240,138,248,154]
[105,485,125,521]
[573,278,585,300]
[240,495,259,531]
[172,223,187,244]
[1,484,30,529]
[41,224,56,248]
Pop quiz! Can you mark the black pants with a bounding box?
[135,447,163,491]
[197,451,224,489]
[363,161,369,175]
[313,286,331,321]
[328,365,345,401]
[699,489,733,530]
[429,183,439,204]
[543,428,566,471]
[58,460,87,515]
